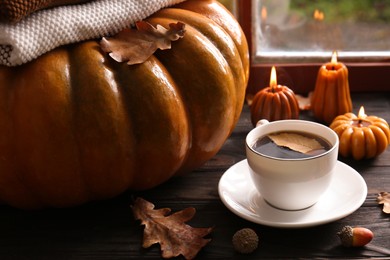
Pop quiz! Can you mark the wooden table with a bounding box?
[0,92,389,259]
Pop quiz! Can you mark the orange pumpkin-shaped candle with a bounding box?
[311,51,353,124]
[250,66,299,125]
[330,106,390,160]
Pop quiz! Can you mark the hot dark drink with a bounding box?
[252,131,332,159]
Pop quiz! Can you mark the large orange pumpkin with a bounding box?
[0,0,249,209]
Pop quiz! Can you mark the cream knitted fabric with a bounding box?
[0,0,186,66]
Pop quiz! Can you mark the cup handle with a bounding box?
[256,119,269,127]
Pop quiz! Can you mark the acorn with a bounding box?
[337,226,374,247]
[232,228,259,254]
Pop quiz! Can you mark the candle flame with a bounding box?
[270,66,277,88]
[261,6,267,22]
[314,9,324,21]
[358,106,367,118]
[331,51,338,63]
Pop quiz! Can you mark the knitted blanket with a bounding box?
[0,0,186,66]
[0,0,92,23]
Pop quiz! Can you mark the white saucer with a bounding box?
[218,159,367,228]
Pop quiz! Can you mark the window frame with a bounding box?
[237,0,390,95]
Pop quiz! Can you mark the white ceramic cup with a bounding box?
[245,119,339,211]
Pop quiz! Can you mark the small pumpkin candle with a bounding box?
[330,106,390,160]
[250,66,299,125]
[311,51,353,124]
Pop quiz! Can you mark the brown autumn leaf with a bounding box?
[295,92,313,111]
[100,21,185,65]
[377,192,390,214]
[131,197,213,259]
[268,132,323,154]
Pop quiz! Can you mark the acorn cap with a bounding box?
[337,225,354,247]
[232,228,259,254]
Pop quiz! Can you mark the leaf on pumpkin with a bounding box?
[100,21,185,65]
[131,197,213,259]
[377,192,390,214]
[268,132,324,154]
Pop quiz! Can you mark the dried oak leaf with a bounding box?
[131,197,213,259]
[377,192,390,214]
[100,21,185,65]
[268,132,323,154]
[295,92,313,111]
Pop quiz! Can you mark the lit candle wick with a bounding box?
[331,51,337,70]
[358,106,366,119]
[269,66,277,92]
[331,51,338,63]
[353,106,371,127]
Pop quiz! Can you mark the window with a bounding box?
[253,0,390,63]
[236,0,390,94]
